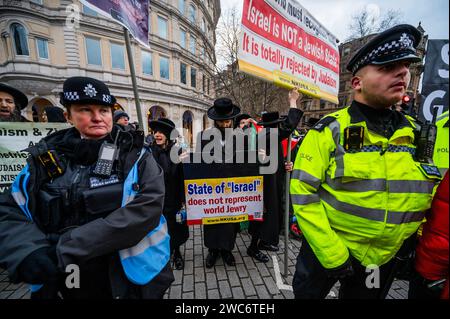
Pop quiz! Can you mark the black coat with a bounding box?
[249,108,303,245]
[151,143,189,250]
[195,128,240,251]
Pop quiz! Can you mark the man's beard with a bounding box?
[0,108,22,122]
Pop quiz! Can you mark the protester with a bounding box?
[113,110,130,126]
[44,106,67,123]
[409,110,449,299]
[247,89,303,262]
[0,76,173,299]
[196,97,241,268]
[0,83,29,122]
[290,24,440,299]
[149,118,189,270]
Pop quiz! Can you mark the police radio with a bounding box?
[93,142,118,177]
[414,107,438,164]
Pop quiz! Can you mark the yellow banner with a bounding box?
[202,214,248,225]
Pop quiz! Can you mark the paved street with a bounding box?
[0,225,409,300]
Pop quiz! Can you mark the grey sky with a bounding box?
[220,0,449,42]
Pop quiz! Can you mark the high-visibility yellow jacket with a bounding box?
[433,110,449,175]
[290,105,441,269]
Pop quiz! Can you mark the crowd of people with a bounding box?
[0,24,448,300]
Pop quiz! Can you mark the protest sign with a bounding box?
[420,40,449,122]
[238,0,339,104]
[0,122,70,193]
[80,0,150,47]
[183,162,264,225]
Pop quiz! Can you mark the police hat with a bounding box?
[207,98,241,121]
[149,118,178,140]
[59,76,116,107]
[346,24,422,75]
[0,83,28,110]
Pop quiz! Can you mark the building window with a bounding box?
[157,16,168,39]
[36,38,49,59]
[188,4,196,24]
[11,23,29,56]
[180,62,187,84]
[31,0,43,4]
[207,78,210,95]
[142,51,153,75]
[85,37,102,66]
[180,29,186,49]
[160,56,170,80]
[191,67,197,88]
[201,18,206,33]
[110,42,125,70]
[190,36,196,54]
[83,4,98,16]
[202,74,206,92]
[178,0,185,14]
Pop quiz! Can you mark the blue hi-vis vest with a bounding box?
[11,149,170,292]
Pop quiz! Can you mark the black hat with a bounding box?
[347,24,422,75]
[44,106,66,123]
[306,117,320,127]
[149,118,178,140]
[0,83,28,110]
[207,98,241,120]
[234,113,251,128]
[257,111,284,127]
[59,76,116,107]
[113,110,129,122]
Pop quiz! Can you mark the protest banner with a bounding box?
[183,162,264,226]
[0,122,70,193]
[238,0,339,104]
[80,0,150,47]
[420,40,449,122]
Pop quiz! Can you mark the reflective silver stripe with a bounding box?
[329,120,345,177]
[11,190,26,206]
[437,113,448,122]
[291,169,321,189]
[387,211,425,224]
[325,176,386,192]
[439,168,448,176]
[291,194,320,205]
[389,180,435,194]
[120,221,168,259]
[318,188,386,222]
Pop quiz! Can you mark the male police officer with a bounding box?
[290,25,441,299]
[0,83,29,122]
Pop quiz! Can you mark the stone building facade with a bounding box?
[0,0,221,146]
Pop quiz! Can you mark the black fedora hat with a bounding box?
[257,111,284,127]
[207,98,241,121]
[149,118,178,140]
[0,83,28,110]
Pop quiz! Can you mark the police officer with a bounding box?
[290,25,441,299]
[0,76,174,299]
[0,83,29,122]
[149,118,189,270]
[433,110,449,176]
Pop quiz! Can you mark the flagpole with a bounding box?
[124,27,144,130]
[284,134,292,277]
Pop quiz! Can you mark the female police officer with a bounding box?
[0,76,174,299]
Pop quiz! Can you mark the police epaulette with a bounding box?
[311,116,337,132]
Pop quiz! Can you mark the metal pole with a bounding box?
[284,134,292,277]
[124,27,144,130]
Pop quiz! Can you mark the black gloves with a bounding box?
[17,247,61,284]
[325,257,354,279]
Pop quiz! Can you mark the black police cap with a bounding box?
[59,76,116,107]
[346,24,422,75]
